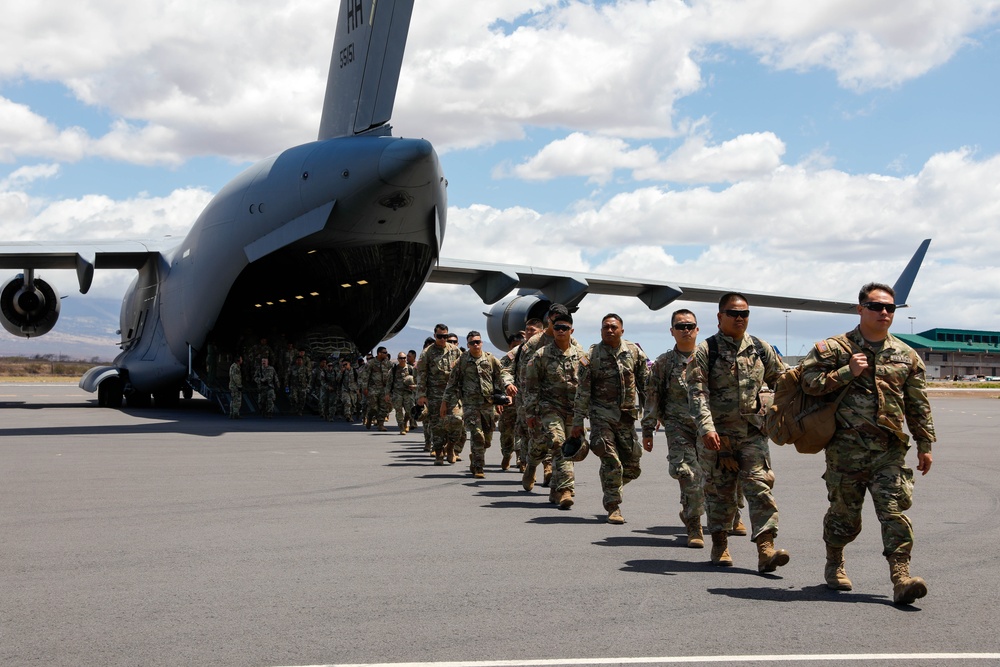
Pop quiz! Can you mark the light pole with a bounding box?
[783,310,791,357]
[908,316,916,334]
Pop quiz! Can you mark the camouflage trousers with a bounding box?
[257,387,276,416]
[392,394,414,430]
[662,420,704,521]
[518,403,547,468]
[498,400,519,460]
[290,385,308,414]
[365,392,391,424]
[341,391,357,420]
[429,407,464,456]
[321,387,337,420]
[464,405,496,469]
[697,430,777,540]
[590,416,642,510]
[823,434,915,558]
[229,387,242,418]
[535,409,575,492]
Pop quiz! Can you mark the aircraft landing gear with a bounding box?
[97,377,123,409]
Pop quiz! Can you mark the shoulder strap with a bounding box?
[707,335,719,369]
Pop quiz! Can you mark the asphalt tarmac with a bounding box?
[1,385,998,667]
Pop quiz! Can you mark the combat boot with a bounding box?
[434,451,445,466]
[755,531,790,573]
[557,488,574,509]
[607,504,625,524]
[445,443,457,464]
[473,467,485,479]
[825,545,852,591]
[378,421,387,432]
[888,554,927,605]
[501,453,511,470]
[517,459,526,473]
[522,463,537,491]
[548,487,558,504]
[365,415,372,429]
[681,512,704,549]
[541,461,553,487]
[710,531,733,566]
[729,511,747,536]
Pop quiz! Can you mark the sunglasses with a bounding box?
[672,322,697,331]
[398,356,406,359]
[435,333,449,339]
[861,302,897,313]
[552,324,572,332]
[724,309,750,319]
[468,340,482,345]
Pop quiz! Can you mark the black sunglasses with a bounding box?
[435,333,449,339]
[552,324,572,332]
[861,302,897,313]
[724,309,750,319]
[468,340,483,345]
[672,322,697,331]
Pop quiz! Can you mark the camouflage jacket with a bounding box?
[228,362,242,391]
[389,362,417,399]
[573,339,649,427]
[415,342,462,402]
[288,364,311,389]
[641,347,696,438]
[254,365,279,390]
[336,367,359,394]
[443,351,504,409]
[523,340,587,420]
[359,357,393,393]
[800,326,936,453]
[498,349,518,406]
[686,332,783,438]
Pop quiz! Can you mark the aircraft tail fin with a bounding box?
[892,238,931,306]
[318,0,415,140]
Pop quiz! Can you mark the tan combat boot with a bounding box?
[522,463,537,491]
[756,531,790,573]
[557,488,574,509]
[501,453,511,470]
[729,511,747,536]
[473,466,485,479]
[711,531,733,566]
[434,450,445,466]
[607,504,625,524]
[682,512,704,549]
[888,554,927,605]
[541,461,553,487]
[825,545,852,590]
[446,443,457,464]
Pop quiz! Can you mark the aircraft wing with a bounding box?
[0,239,180,294]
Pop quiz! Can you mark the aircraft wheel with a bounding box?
[154,389,180,408]
[127,391,152,408]
[182,385,194,400]
[98,378,123,409]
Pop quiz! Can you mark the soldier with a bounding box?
[319,358,338,421]
[442,331,505,478]
[279,342,297,387]
[415,324,463,466]
[406,350,420,431]
[523,313,585,508]
[389,351,417,434]
[254,357,279,418]
[571,313,649,525]
[497,331,526,470]
[686,292,787,572]
[338,358,359,421]
[800,282,935,605]
[228,355,243,419]
[642,309,705,547]
[288,355,311,415]
[360,347,394,431]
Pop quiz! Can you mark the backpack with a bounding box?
[763,335,853,454]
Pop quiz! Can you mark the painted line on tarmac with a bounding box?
[281,653,1000,667]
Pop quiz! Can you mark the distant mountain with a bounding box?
[0,296,122,361]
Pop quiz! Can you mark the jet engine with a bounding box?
[0,272,61,338]
[484,293,551,350]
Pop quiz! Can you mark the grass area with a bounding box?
[0,356,107,379]
[929,381,1000,389]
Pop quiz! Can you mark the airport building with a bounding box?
[896,328,1000,379]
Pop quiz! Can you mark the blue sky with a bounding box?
[2,0,1000,361]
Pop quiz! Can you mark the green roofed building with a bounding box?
[895,328,1000,380]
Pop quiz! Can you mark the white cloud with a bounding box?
[499,133,659,183]
[635,132,787,184]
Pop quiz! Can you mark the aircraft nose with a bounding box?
[378,138,436,187]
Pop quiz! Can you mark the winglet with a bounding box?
[892,239,931,306]
[318,0,415,140]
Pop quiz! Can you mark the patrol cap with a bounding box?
[562,435,589,462]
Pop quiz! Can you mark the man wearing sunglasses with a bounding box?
[800,282,935,605]
[497,331,526,471]
[642,309,705,547]
[687,293,787,571]
[416,324,464,465]
[441,331,505,478]
[389,352,416,435]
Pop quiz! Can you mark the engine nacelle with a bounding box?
[0,273,61,338]
[484,292,551,350]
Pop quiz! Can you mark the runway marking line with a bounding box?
[278,653,1000,667]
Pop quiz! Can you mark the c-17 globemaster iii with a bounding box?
[0,0,930,409]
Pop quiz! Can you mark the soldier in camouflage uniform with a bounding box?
[254,357,279,418]
[442,331,505,478]
[523,313,585,509]
[406,350,420,431]
[686,292,788,572]
[642,308,705,547]
[497,331,526,470]
[360,347,394,431]
[501,320,544,473]
[338,358,359,421]
[390,351,417,434]
[800,282,935,605]
[416,324,463,466]
[572,313,649,525]
[228,355,243,418]
[287,355,311,415]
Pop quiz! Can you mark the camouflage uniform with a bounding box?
[338,366,359,420]
[360,357,394,428]
[288,361,311,415]
[389,362,417,433]
[524,340,586,493]
[686,332,784,540]
[573,339,649,511]
[415,342,463,462]
[443,350,505,474]
[642,347,704,522]
[254,363,279,418]
[800,327,935,559]
[497,349,521,468]
[228,361,243,418]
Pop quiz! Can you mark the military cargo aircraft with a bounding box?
[0,0,930,408]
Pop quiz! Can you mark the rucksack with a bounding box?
[763,336,853,454]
